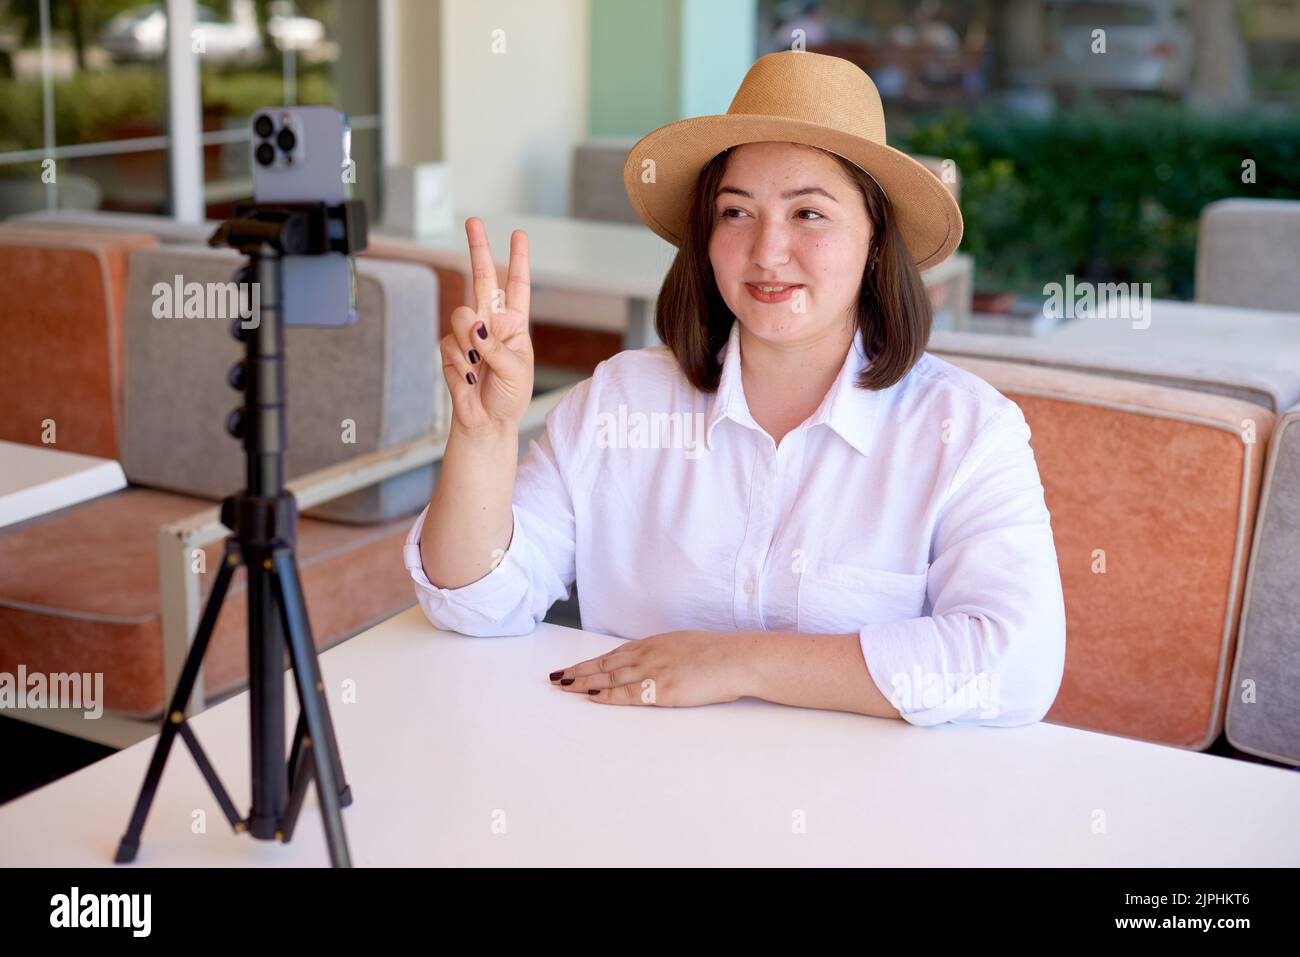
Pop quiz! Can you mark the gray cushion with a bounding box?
[9,209,217,243]
[1226,403,1300,766]
[571,139,639,224]
[1196,199,1300,312]
[121,245,440,524]
[928,329,1300,413]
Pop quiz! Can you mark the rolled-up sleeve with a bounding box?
[403,377,591,637]
[857,404,1067,728]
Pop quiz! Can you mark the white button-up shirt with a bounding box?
[404,321,1066,727]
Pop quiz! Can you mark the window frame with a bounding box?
[0,0,387,222]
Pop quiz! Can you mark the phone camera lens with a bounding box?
[255,142,275,167]
[253,114,274,139]
[276,127,297,152]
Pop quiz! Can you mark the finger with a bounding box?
[449,304,484,370]
[465,216,502,317]
[559,645,636,680]
[441,333,479,391]
[549,646,629,684]
[504,229,530,320]
[587,684,644,706]
[471,311,528,381]
[558,663,642,693]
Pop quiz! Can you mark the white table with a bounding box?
[2,605,1298,867]
[1047,299,1300,372]
[377,214,678,350]
[376,214,974,349]
[0,441,127,528]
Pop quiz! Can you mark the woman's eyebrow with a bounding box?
[717,185,839,203]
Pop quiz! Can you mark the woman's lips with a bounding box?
[745,283,804,304]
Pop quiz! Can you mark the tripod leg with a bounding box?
[116,542,241,864]
[287,709,306,794]
[282,687,350,841]
[278,556,351,807]
[271,546,352,867]
[176,722,242,827]
[286,684,351,810]
[281,712,313,842]
[246,553,287,839]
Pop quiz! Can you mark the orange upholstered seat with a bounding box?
[0,226,158,458]
[0,487,416,719]
[945,356,1274,749]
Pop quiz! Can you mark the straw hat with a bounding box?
[622,50,962,271]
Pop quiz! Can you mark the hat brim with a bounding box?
[623,113,963,272]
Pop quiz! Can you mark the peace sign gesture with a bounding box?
[440,217,535,438]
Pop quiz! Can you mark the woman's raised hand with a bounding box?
[440,217,535,437]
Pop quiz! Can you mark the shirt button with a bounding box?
[743,580,755,595]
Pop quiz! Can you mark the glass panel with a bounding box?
[751,0,1300,308]
[0,0,170,215]
[199,0,381,220]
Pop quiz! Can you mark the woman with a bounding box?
[405,51,1066,726]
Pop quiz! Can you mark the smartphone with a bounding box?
[250,106,358,327]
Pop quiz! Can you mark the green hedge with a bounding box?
[0,66,336,153]
[901,100,1300,300]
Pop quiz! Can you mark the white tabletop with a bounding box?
[1047,299,1300,373]
[2,606,1298,867]
[0,440,127,528]
[375,213,680,301]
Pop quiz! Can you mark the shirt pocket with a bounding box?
[796,559,929,634]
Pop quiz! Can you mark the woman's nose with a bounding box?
[749,218,791,270]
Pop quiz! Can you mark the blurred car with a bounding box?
[266,0,326,51]
[100,2,265,64]
[267,14,325,51]
[1043,0,1194,95]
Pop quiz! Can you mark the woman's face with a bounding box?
[708,141,873,346]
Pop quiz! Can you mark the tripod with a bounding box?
[116,202,366,868]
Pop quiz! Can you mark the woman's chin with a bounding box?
[735,311,811,341]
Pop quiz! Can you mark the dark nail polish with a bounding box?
[476,323,488,340]
[587,689,600,695]
[466,371,476,385]
[560,677,575,686]
[468,349,480,364]
[549,671,563,681]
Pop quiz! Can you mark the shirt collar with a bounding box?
[704,321,879,457]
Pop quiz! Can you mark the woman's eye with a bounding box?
[718,207,824,221]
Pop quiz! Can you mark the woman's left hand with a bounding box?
[549,630,757,707]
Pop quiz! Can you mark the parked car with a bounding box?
[100,2,268,64]
[1043,0,1194,95]
[267,0,326,52]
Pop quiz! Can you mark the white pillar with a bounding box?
[166,0,204,222]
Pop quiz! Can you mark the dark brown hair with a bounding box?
[654,143,933,393]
